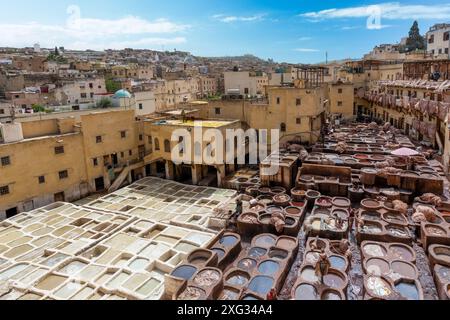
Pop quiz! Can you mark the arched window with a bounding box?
[154,138,160,151]
[178,136,184,154]
[164,139,171,153]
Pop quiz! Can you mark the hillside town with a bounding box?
[0,20,450,301]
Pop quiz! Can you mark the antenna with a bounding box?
[326,51,328,64]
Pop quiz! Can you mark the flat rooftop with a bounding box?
[154,119,237,128]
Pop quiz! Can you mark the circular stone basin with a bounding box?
[366,258,390,275]
[219,235,239,247]
[258,214,272,225]
[273,194,291,204]
[285,217,296,226]
[392,261,417,279]
[193,269,221,287]
[431,246,450,264]
[188,250,213,266]
[322,290,343,300]
[366,276,392,297]
[363,244,387,258]
[323,270,346,289]
[171,265,198,280]
[240,212,258,224]
[316,197,333,207]
[285,206,302,216]
[226,271,250,286]
[248,247,268,259]
[361,222,383,234]
[389,245,414,261]
[300,267,319,283]
[294,284,319,300]
[329,256,347,271]
[313,207,331,215]
[332,197,351,208]
[254,235,277,248]
[268,248,289,260]
[251,203,266,212]
[248,276,274,296]
[383,213,407,225]
[395,282,419,300]
[271,187,286,194]
[177,286,206,300]
[211,248,226,260]
[300,175,314,182]
[361,199,382,210]
[426,225,446,236]
[387,226,408,237]
[266,206,283,213]
[237,258,257,271]
[237,178,248,183]
[306,190,321,200]
[258,187,272,194]
[305,251,320,264]
[333,209,349,220]
[276,237,297,250]
[291,189,306,197]
[258,260,280,276]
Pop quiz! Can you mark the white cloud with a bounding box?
[213,14,266,23]
[299,2,450,20]
[294,48,320,52]
[0,15,189,50]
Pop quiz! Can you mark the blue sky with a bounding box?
[0,0,450,63]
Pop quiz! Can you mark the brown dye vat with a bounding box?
[332,197,351,208]
[192,268,222,287]
[256,195,273,206]
[391,261,418,279]
[429,245,450,267]
[361,199,382,210]
[273,194,291,207]
[176,286,207,300]
[365,258,390,275]
[284,206,301,216]
[291,188,306,202]
[266,206,283,214]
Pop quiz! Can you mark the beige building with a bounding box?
[54,78,107,105]
[426,23,450,58]
[224,71,268,97]
[327,82,355,121]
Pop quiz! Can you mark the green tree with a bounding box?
[105,79,121,93]
[32,104,46,113]
[405,21,426,52]
[96,97,113,109]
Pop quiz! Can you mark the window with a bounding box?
[338,89,343,94]
[93,158,98,166]
[429,35,434,44]
[59,170,68,180]
[96,136,102,143]
[444,32,450,41]
[139,103,143,110]
[164,140,171,153]
[0,185,9,196]
[296,99,301,106]
[80,93,87,99]
[148,136,153,144]
[0,109,4,114]
[338,101,343,107]
[1,156,11,166]
[120,152,124,158]
[296,118,301,125]
[38,176,45,184]
[276,97,281,105]
[155,138,160,151]
[120,131,126,138]
[280,123,286,132]
[89,83,93,89]
[439,49,443,54]
[54,146,64,155]
[244,88,249,94]
[446,48,449,54]
[215,108,221,115]
[129,150,132,156]
[139,134,143,141]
